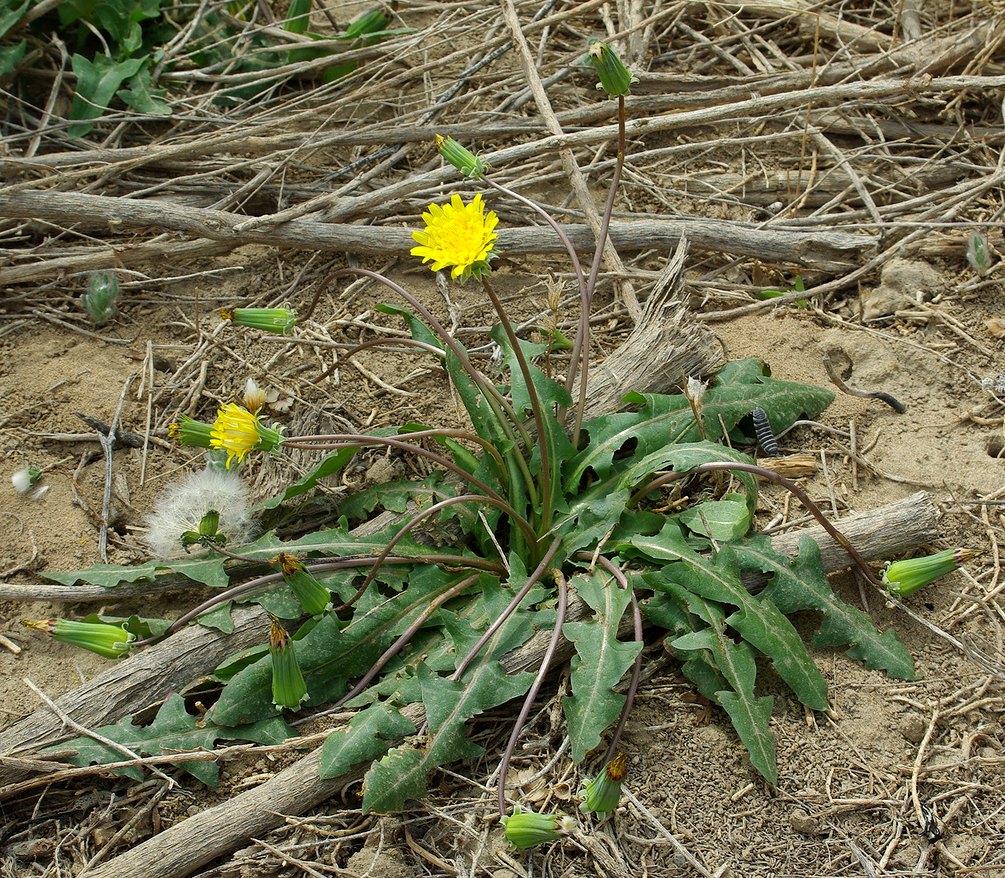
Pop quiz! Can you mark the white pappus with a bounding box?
[145,466,255,559]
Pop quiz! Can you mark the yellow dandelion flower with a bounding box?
[410,193,498,281]
[210,403,283,468]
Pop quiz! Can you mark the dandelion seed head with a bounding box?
[145,466,255,558]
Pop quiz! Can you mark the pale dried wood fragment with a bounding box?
[0,190,872,282]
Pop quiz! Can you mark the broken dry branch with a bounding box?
[0,190,873,287]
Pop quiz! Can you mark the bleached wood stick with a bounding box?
[0,189,872,281]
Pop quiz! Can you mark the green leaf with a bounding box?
[42,694,295,786]
[676,493,751,541]
[0,40,25,77]
[319,700,416,779]
[668,591,777,785]
[677,544,828,711]
[362,610,535,812]
[0,0,29,39]
[118,66,171,115]
[567,359,833,489]
[69,53,146,136]
[745,535,916,680]
[337,473,453,521]
[211,566,460,726]
[284,0,312,34]
[198,601,234,633]
[562,569,643,762]
[44,554,229,588]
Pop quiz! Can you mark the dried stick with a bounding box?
[0,190,873,283]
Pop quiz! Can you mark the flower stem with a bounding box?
[569,96,628,445]
[451,536,563,681]
[331,574,480,711]
[497,569,567,817]
[482,278,554,535]
[284,432,505,504]
[338,493,537,613]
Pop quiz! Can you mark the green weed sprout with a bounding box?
[34,37,934,846]
[966,232,991,275]
[80,271,119,325]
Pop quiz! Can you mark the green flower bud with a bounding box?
[24,618,134,660]
[883,548,978,597]
[435,134,487,179]
[181,509,227,550]
[169,415,214,449]
[586,39,636,97]
[269,617,309,710]
[580,753,627,818]
[342,7,390,40]
[273,552,332,615]
[222,307,297,335]
[501,806,575,849]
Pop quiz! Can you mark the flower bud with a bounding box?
[272,552,332,615]
[435,134,487,179]
[181,509,226,550]
[169,415,215,449]
[580,753,627,817]
[23,618,134,660]
[883,548,978,597]
[221,307,297,335]
[243,377,268,414]
[501,806,575,849]
[586,39,636,97]
[269,617,309,710]
[81,271,119,326]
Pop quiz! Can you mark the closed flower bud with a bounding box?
[23,618,134,660]
[436,134,487,179]
[243,377,268,414]
[586,39,636,97]
[501,805,575,849]
[273,552,332,615]
[883,548,978,597]
[221,307,297,335]
[580,753,627,818]
[181,509,226,550]
[269,617,309,710]
[169,415,215,449]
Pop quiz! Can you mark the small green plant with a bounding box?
[80,271,120,325]
[0,2,405,135]
[28,41,961,843]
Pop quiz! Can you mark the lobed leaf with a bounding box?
[742,535,916,680]
[562,569,643,762]
[666,588,777,785]
[319,700,417,779]
[43,694,294,786]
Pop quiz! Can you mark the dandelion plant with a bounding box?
[27,40,974,851]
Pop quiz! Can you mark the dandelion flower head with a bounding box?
[211,403,262,468]
[410,193,498,281]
